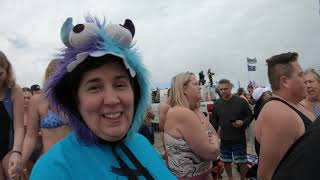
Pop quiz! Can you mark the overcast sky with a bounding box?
[0,0,319,89]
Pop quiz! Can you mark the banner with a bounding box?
[248,64,256,71]
[247,57,257,71]
[247,57,257,64]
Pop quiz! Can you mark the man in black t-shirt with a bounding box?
[212,79,253,180]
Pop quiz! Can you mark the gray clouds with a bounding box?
[0,0,319,88]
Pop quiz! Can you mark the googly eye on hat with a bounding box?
[60,16,136,76]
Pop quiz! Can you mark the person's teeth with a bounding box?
[104,112,121,118]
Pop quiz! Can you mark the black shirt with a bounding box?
[212,95,253,142]
[0,101,11,159]
[272,117,320,180]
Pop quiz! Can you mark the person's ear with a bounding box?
[280,76,289,89]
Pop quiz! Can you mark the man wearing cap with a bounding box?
[252,87,272,120]
[212,78,253,180]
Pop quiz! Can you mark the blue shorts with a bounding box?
[220,140,247,164]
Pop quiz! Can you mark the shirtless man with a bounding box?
[255,52,315,180]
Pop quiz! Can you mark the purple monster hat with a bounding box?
[45,15,151,144]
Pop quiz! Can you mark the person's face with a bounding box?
[77,61,134,142]
[0,67,7,86]
[184,75,201,103]
[304,73,320,101]
[219,83,232,100]
[285,61,305,101]
[23,91,32,108]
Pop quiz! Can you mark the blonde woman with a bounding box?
[10,59,71,179]
[0,51,24,180]
[164,72,220,180]
[301,68,320,119]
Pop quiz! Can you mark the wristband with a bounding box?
[12,150,22,155]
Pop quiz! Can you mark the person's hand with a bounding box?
[232,120,244,128]
[8,152,23,180]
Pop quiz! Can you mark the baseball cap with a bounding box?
[252,87,271,101]
[30,84,41,92]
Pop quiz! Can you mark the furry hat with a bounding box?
[45,15,150,144]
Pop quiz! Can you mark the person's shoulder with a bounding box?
[168,106,189,113]
[213,99,224,111]
[10,84,22,92]
[167,106,194,120]
[10,84,23,97]
[258,100,297,126]
[262,99,291,112]
[300,99,309,106]
[29,93,45,108]
[31,93,42,102]
[160,103,170,111]
[233,95,246,102]
[300,99,312,110]
[215,98,223,104]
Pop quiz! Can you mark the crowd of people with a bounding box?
[0,14,319,180]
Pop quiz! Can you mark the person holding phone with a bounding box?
[212,79,253,180]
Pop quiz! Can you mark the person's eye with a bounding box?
[116,82,129,89]
[87,85,102,92]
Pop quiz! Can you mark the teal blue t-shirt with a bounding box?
[31,132,176,180]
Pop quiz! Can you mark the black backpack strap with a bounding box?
[119,142,154,180]
[111,145,138,180]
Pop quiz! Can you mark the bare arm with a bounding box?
[21,95,41,164]
[159,103,170,132]
[7,85,25,178]
[171,107,220,161]
[11,85,25,152]
[257,102,304,180]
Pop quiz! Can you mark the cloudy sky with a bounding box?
[0,0,319,89]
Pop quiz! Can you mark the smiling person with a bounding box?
[30,15,175,180]
[164,72,220,180]
[300,68,320,119]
